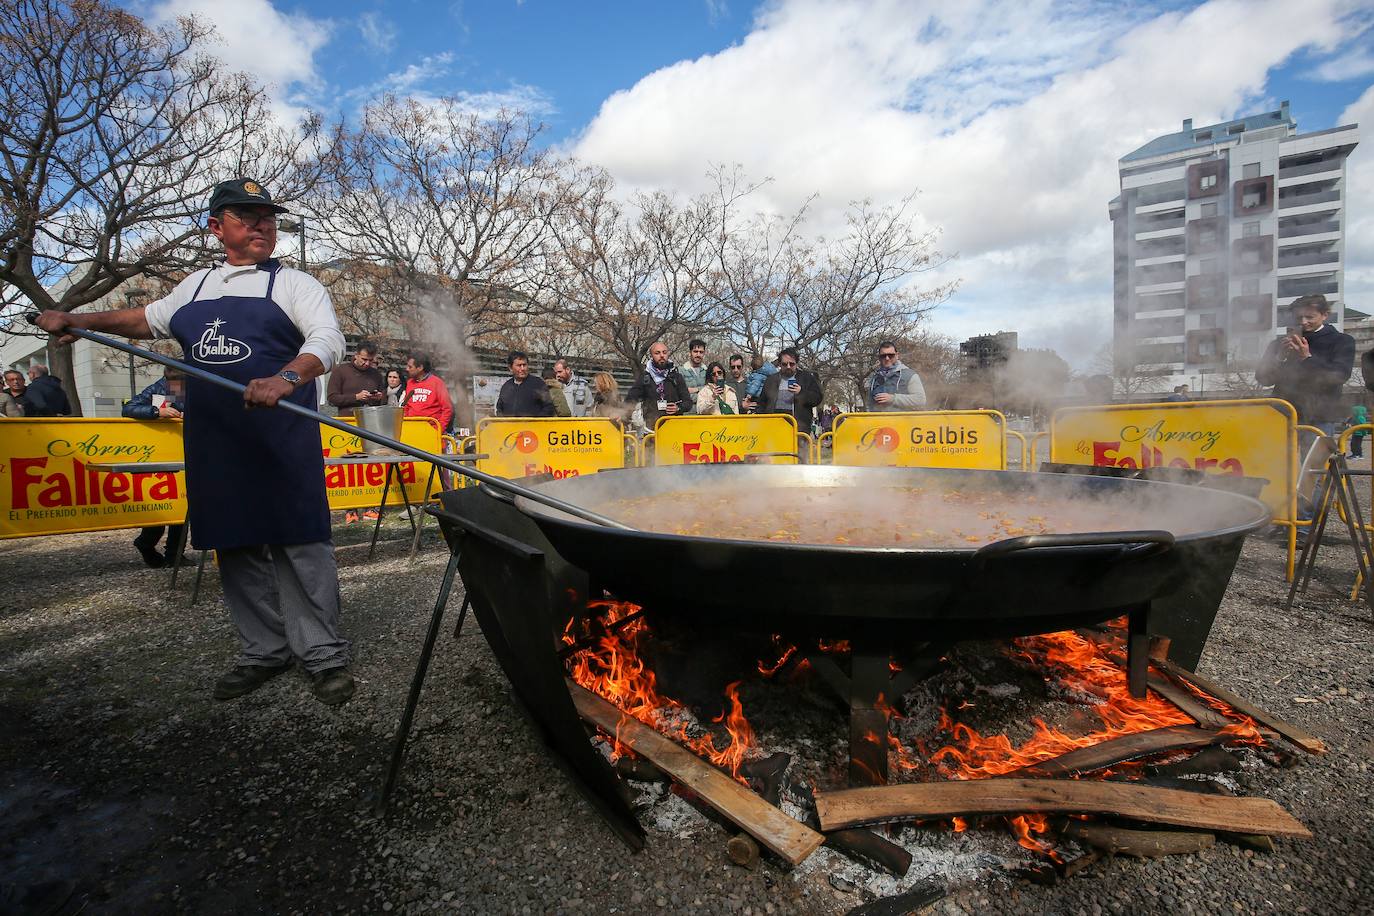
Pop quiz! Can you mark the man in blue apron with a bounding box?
[34,178,354,705]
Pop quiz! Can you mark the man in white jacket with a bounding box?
[864,341,927,411]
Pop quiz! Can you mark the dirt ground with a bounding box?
[1,504,1371,915]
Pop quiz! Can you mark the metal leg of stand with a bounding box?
[170,527,187,587]
[1126,603,1150,699]
[377,550,462,816]
[409,463,439,563]
[189,549,210,607]
[453,594,470,640]
[369,464,397,561]
[1288,469,1338,609]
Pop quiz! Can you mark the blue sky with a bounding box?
[133,0,1374,367]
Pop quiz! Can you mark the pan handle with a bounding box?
[968,530,1175,573]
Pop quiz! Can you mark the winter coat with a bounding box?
[762,369,823,429]
[495,376,557,418]
[1255,324,1355,423]
[694,381,740,415]
[121,378,185,420]
[864,360,927,411]
[625,364,692,429]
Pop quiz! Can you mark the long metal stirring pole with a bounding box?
[37,321,632,530]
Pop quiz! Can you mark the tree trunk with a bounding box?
[48,339,83,417]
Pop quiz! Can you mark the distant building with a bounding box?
[959,331,1017,377]
[1109,101,1359,388]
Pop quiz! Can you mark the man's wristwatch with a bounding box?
[277,370,301,388]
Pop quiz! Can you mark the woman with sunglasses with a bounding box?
[694,361,739,415]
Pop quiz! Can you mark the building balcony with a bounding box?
[1277,247,1341,270]
[1135,254,1186,267]
[1135,198,1187,215]
[1277,275,1339,299]
[1277,159,1344,182]
[1278,219,1340,239]
[1278,189,1342,210]
[1135,221,1185,238]
[1135,291,1185,313]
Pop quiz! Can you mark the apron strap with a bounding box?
[260,259,280,301]
[188,267,214,301]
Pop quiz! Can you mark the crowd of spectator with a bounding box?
[2,364,71,418]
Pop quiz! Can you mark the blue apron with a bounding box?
[169,260,330,550]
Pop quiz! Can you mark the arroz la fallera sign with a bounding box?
[319,417,445,510]
[1049,399,1297,517]
[653,415,798,465]
[830,410,1007,470]
[1,418,187,538]
[476,417,624,479]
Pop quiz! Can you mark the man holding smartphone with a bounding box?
[1255,294,1355,435]
[763,347,823,432]
[326,340,386,413]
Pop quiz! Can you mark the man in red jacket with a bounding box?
[402,351,453,434]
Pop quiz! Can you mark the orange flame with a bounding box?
[757,636,797,677]
[565,600,758,779]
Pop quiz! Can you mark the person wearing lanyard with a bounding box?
[34,178,355,706]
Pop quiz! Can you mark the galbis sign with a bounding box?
[477,417,623,479]
[830,411,1006,470]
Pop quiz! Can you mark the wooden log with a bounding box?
[844,879,946,916]
[814,779,1312,839]
[1148,673,1233,730]
[726,834,760,869]
[1010,725,1230,778]
[613,755,670,783]
[1058,818,1215,858]
[568,682,825,866]
[1158,660,1327,755]
[1146,746,1242,779]
[790,778,913,878]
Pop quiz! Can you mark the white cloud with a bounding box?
[142,0,333,100]
[359,12,398,56]
[573,0,1371,367]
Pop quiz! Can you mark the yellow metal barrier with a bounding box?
[1006,430,1029,471]
[652,414,799,465]
[1028,431,1049,469]
[475,417,625,479]
[799,431,816,464]
[1051,399,1300,580]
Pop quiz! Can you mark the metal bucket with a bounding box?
[352,405,404,454]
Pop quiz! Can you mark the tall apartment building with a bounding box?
[1109,101,1359,387]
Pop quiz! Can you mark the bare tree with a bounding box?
[0,0,332,413]
[1089,342,1170,401]
[545,167,719,369]
[312,98,569,345]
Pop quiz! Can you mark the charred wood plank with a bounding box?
[1157,660,1327,755]
[814,779,1312,838]
[844,879,945,916]
[568,682,825,865]
[791,778,913,878]
[1145,746,1242,779]
[1057,818,1215,858]
[1009,725,1230,778]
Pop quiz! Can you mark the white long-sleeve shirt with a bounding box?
[144,262,345,371]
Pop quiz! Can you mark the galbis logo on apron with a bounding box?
[192,317,252,364]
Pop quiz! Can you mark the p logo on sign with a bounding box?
[858,426,900,453]
[502,430,540,454]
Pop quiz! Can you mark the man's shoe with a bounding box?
[362,509,380,520]
[344,510,360,524]
[213,663,291,700]
[309,667,356,706]
[135,542,165,568]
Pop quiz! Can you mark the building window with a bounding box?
[1243,221,1260,238]
[1200,258,1218,274]
[1243,163,1260,179]
[1242,278,1259,295]
[1228,124,1246,136]
[1242,188,1263,208]
[1200,175,1217,190]
[1196,131,1213,141]
[1199,340,1216,356]
[1199,228,1217,246]
[1200,314,1216,328]
[1241,247,1260,266]
[1201,202,1217,217]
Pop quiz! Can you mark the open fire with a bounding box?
[564,602,1273,861]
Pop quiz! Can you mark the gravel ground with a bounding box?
[1,502,1371,915]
